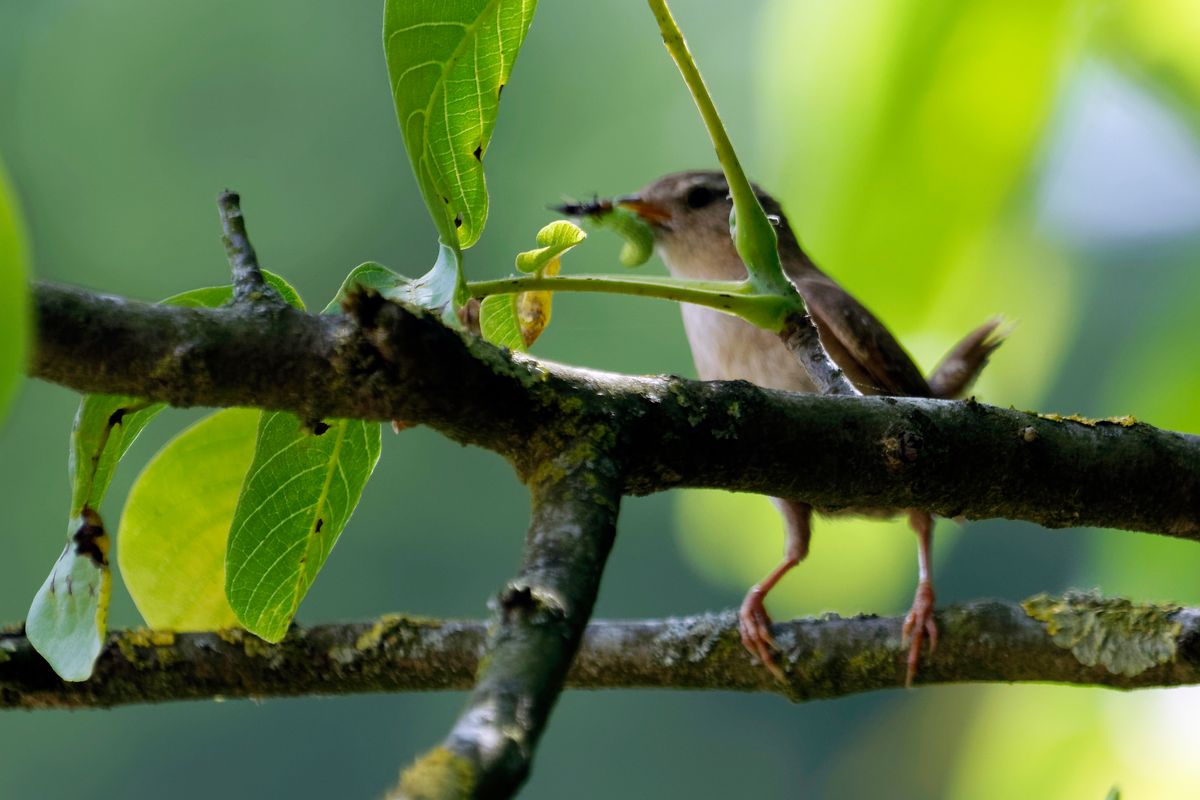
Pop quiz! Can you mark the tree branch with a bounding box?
[4,596,1199,710]
[217,190,282,308]
[395,449,622,798]
[30,282,1200,538]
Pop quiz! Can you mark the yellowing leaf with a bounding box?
[119,409,259,630]
[515,256,560,347]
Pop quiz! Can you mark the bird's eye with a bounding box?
[684,185,717,210]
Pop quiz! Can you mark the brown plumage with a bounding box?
[578,170,1005,684]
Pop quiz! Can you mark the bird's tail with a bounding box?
[927,317,1009,400]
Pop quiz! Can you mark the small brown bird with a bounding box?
[560,170,1004,684]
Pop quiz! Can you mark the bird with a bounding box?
[555,170,1005,685]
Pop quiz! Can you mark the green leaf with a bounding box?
[162,270,305,310]
[66,271,304,517]
[119,409,258,630]
[0,156,29,425]
[383,0,537,249]
[225,411,382,641]
[515,220,586,273]
[327,262,407,312]
[25,509,111,681]
[27,272,302,678]
[479,293,525,351]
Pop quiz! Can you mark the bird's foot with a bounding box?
[739,587,785,682]
[901,580,938,687]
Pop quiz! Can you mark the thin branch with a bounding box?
[394,448,623,798]
[4,596,1199,711]
[467,274,793,330]
[217,190,282,307]
[778,311,859,397]
[29,282,1200,537]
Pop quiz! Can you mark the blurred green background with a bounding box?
[3,0,1200,796]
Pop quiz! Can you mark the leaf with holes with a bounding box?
[384,0,536,249]
[26,272,302,679]
[224,413,381,642]
[0,157,27,425]
[119,408,260,630]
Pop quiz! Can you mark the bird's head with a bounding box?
[556,170,794,280]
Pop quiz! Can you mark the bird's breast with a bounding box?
[680,304,818,394]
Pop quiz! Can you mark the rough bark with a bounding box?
[4,596,1198,711]
[31,282,1200,537]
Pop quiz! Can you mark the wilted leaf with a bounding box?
[384,0,537,249]
[25,509,111,681]
[515,255,560,347]
[119,409,259,630]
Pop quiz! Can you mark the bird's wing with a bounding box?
[788,268,932,398]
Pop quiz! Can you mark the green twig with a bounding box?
[645,0,791,296]
[467,274,793,329]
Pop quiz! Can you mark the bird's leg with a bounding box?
[739,498,811,680]
[901,509,938,687]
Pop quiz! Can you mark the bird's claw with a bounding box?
[739,588,785,682]
[901,580,937,687]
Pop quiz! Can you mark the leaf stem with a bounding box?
[645,0,791,296]
[467,274,793,330]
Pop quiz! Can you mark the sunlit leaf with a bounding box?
[0,156,28,425]
[515,220,585,273]
[225,411,382,641]
[27,272,303,678]
[25,509,111,681]
[119,409,259,630]
[383,0,537,249]
[479,293,525,351]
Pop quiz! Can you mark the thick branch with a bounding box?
[4,597,1199,710]
[394,452,622,798]
[30,282,1200,538]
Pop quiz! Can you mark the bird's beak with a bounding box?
[614,195,672,225]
